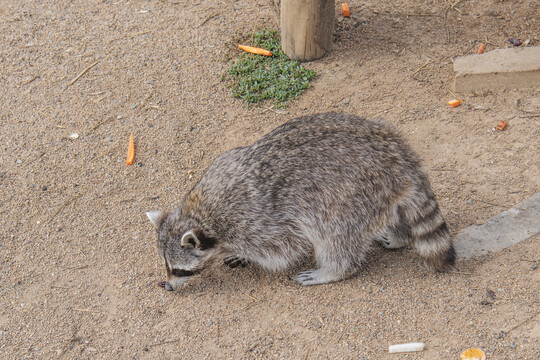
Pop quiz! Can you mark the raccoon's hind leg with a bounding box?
[376,221,412,249]
[402,192,456,271]
[294,230,369,286]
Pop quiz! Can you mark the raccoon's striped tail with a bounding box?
[405,194,456,271]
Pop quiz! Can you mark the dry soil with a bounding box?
[1,1,539,359]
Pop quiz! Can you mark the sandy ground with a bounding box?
[1,0,539,359]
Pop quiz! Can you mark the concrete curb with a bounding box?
[455,192,540,259]
[453,46,540,92]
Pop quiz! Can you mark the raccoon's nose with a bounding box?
[164,282,174,291]
[157,281,174,291]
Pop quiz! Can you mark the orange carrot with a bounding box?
[126,133,135,165]
[341,3,350,17]
[447,99,463,108]
[495,120,507,131]
[238,44,272,56]
[460,348,486,360]
[477,43,486,54]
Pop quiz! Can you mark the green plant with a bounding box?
[223,30,316,108]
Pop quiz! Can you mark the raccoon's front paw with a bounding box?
[224,256,249,268]
[294,269,337,286]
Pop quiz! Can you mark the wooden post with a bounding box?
[280,0,334,62]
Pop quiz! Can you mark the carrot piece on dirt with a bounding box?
[447,99,463,108]
[126,133,135,165]
[477,43,486,54]
[495,120,507,131]
[460,348,486,360]
[237,44,272,56]
[341,3,350,17]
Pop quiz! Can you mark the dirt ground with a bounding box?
[1,0,539,359]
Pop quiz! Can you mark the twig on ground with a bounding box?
[73,308,99,313]
[278,326,287,339]
[58,326,80,358]
[68,61,99,86]
[447,88,459,99]
[450,270,475,276]
[474,199,509,209]
[504,312,539,334]
[194,343,208,355]
[245,293,261,302]
[22,75,40,85]
[403,13,439,17]
[66,264,90,271]
[263,105,288,115]
[45,194,82,226]
[433,167,455,171]
[145,339,182,348]
[412,60,432,76]
[199,13,219,27]
[87,117,114,134]
[51,285,69,290]
[109,30,151,43]
[90,144,121,163]
[446,0,463,14]
[336,322,351,343]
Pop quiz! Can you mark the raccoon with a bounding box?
[147,113,455,291]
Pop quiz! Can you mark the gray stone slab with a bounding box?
[455,192,540,259]
[453,46,540,92]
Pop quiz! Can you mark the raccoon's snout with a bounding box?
[159,269,197,291]
[157,281,181,292]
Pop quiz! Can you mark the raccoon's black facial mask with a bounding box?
[171,269,195,277]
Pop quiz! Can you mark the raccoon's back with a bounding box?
[193,113,427,231]
[243,113,423,195]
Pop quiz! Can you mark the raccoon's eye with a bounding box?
[171,269,195,277]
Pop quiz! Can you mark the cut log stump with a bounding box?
[280,0,334,62]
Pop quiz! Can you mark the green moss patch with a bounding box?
[223,30,316,108]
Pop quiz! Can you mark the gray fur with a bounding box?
[148,113,455,290]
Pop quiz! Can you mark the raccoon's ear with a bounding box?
[146,210,165,229]
[181,228,216,250]
[180,229,200,248]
